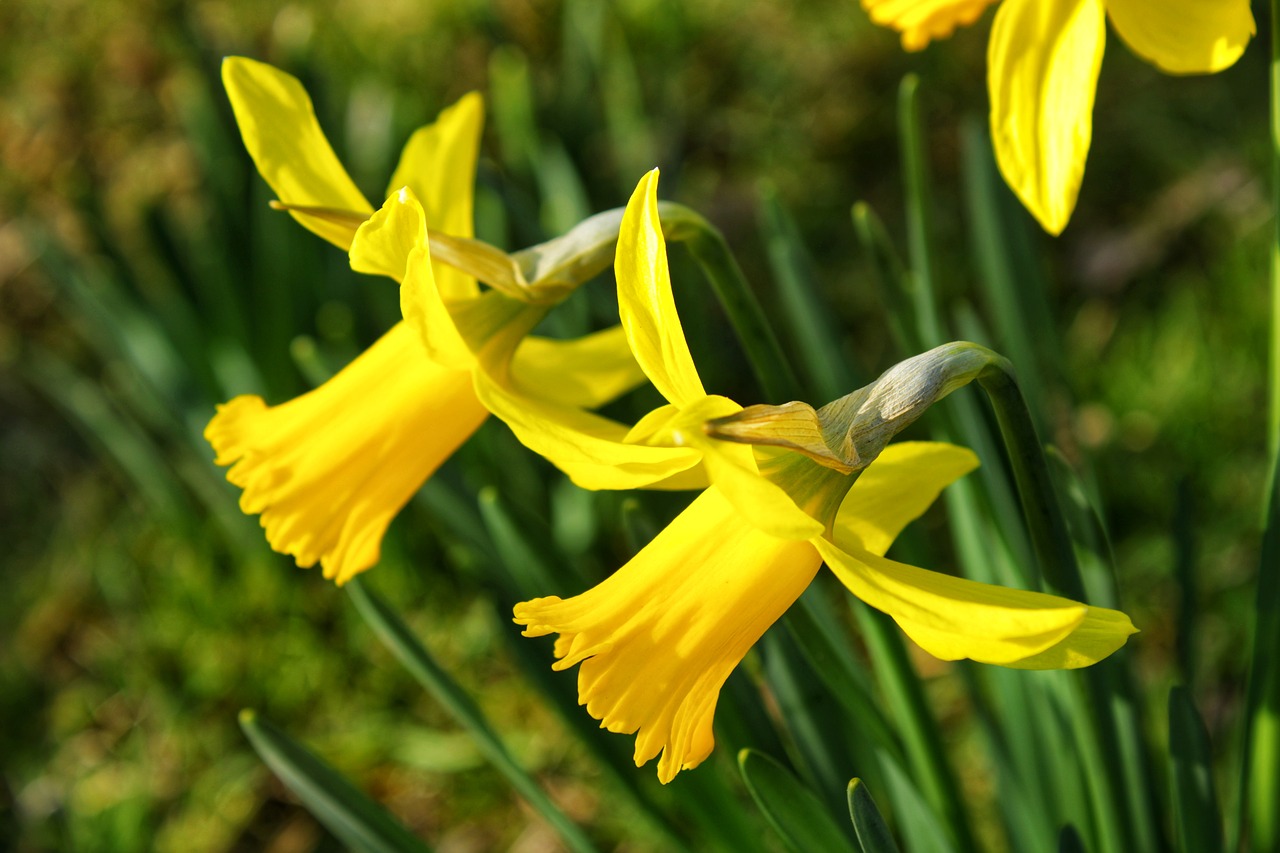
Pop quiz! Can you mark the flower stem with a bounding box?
[976,357,1085,600]
[681,216,804,402]
[1271,0,1280,476]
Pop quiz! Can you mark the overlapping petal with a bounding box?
[514,486,822,783]
[387,92,484,300]
[835,441,979,555]
[862,0,1001,51]
[222,57,372,248]
[616,169,706,408]
[510,326,647,409]
[1106,0,1255,75]
[988,0,1106,236]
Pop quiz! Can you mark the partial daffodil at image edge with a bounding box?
[205,57,644,585]
[505,169,1137,783]
[859,0,1256,234]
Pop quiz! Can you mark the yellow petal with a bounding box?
[510,325,647,409]
[387,92,484,300]
[835,441,979,555]
[204,321,486,585]
[221,57,372,248]
[352,190,475,370]
[862,0,1001,51]
[1001,604,1137,669]
[1106,0,1254,74]
[815,539,1094,665]
[616,169,706,407]
[988,0,1105,235]
[472,369,703,491]
[350,186,427,282]
[514,486,823,783]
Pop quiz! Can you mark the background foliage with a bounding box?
[0,0,1272,850]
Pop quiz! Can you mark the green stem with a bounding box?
[682,215,804,402]
[898,75,945,348]
[1270,0,1280,474]
[976,359,1085,601]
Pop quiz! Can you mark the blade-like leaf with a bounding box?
[738,749,859,853]
[238,709,431,853]
[1168,686,1224,853]
[847,778,902,853]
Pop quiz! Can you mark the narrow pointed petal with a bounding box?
[386,92,484,300]
[1000,605,1137,669]
[815,539,1103,665]
[1106,0,1254,74]
[862,0,1001,50]
[988,0,1105,235]
[473,370,703,491]
[616,170,706,407]
[514,487,823,783]
[221,57,372,248]
[835,441,979,555]
[205,322,486,584]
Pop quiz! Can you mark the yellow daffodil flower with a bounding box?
[206,58,643,584]
[508,169,1136,783]
[860,0,1255,234]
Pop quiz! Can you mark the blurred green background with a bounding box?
[0,0,1271,849]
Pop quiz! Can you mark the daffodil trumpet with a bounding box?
[207,58,652,584]
[860,0,1255,234]
[507,169,1137,783]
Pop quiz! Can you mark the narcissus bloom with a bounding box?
[860,0,1255,234]
[510,169,1136,782]
[207,58,641,584]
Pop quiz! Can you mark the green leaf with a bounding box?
[847,778,901,853]
[1168,686,1224,853]
[238,709,432,853]
[1237,452,1280,851]
[345,579,599,853]
[737,749,858,853]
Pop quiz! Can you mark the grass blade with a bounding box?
[238,709,431,853]
[1168,686,1224,853]
[345,579,599,853]
[738,749,859,853]
[847,778,902,853]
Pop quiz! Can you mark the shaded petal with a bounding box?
[387,92,484,300]
[1106,0,1254,74]
[862,0,1001,51]
[616,169,706,407]
[988,0,1105,235]
[221,57,372,248]
[515,486,823,783]
[815,539,1095,665]
[510,325,647,409]
[473,369,703,491]
[835,441,979,555]
[205,322,486,584]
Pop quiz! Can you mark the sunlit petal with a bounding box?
[816,538,1096,665]
[221,57,372,248]
[473,369,703,491]
[835,441,979,555]
[988,0,1105,235]
[616,169,706,407]
[387,92,484,300]
[1106,0,1254,74]
[514,486,822,783]
[205,322,486,584]
[862,0,1001,51]
[1001,604,1137,669]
